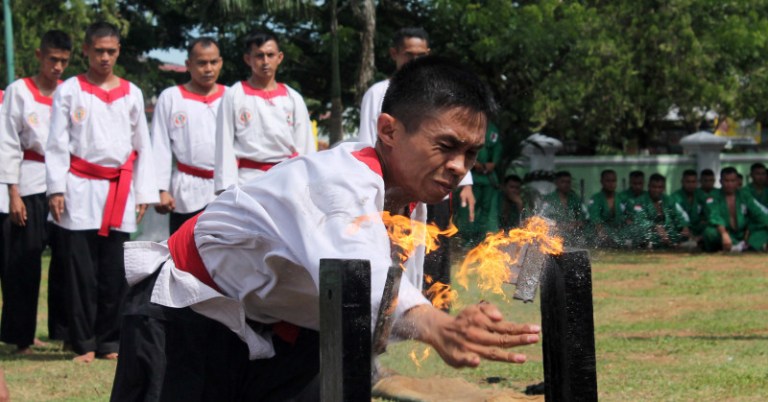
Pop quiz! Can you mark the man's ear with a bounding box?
[377,113,398,146]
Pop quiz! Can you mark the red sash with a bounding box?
[70,152,137,237]
[237,152,299,172]
[177,161,214,179]
[23,150,45,163]
[167,213,300,344]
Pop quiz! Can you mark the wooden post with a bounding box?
[319,259,372,401]
[540,249,598,402]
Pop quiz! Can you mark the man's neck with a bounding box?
[85,69,117,88]
[185,81,218,96]
[247,76,278,91]
[33,73,58,93]
[602,189,614,197]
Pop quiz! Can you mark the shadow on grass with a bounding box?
[0,352,75,362]
[624,334,768,341]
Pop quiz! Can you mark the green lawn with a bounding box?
[2,251,768,401]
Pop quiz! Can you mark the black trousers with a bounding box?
[60,228,129,355]
[0,193,49,347]
[0,213,8,293]
[111,269,320,402]
[169,209,204,236]
[424,199,452,288]
[47,224,69,341]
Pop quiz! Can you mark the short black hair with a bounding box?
[721,166,738,177]
[555,171,572,180]
[85,21,120,45]
[649,173,665,184]
[381,56,496,134]
[187,37,219,57]
[750,162,766,173]
[600,169,616,179]
[243,31,279,53]
[40,30,71,52]
[504,174,522,184]
[737,172,744,180]
[629,170,644,179]
[682,169,697,178]
[392,27,429,49]
[701,169,715,177]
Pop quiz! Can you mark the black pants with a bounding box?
[169,209,204,236]
[0,193,49,348]
[111,269,320,402]
[60,228,129,355]
[47,224,69,341]
[424,199,452,287]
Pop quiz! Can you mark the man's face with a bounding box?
[187,44,222,89]
[601,173,617,193]
[504,180,522,201]
[721,172,738,194]
[37,47,71,82]
[555,176,572,194]
[390,37,430,70]
[751,167,767,187]
[682,175,698,193]
[84,36,120,76]
[630,176,645,195]
[244,40,283,83]
[382,108,485,204]
[700,175,716,192]
[648,180,665,201]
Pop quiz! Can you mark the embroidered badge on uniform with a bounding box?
[285,110,294,127]
[172,112,188,128]
[238,108,253,125]
[26,112,40,128]
[490,131,498,143]
[72,107,87,124]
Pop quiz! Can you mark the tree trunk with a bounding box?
[353,0,376,106]
[329,0,344,145]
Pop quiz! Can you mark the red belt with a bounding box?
[177,161,214,179]
[237,152,298,171]
[168,213,300,344]
[23,150,45,163]
[70,152,137,237]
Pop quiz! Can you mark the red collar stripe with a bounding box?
[178,84,225,104]
[241,81,288,99]
[23,77,54,106]
[77,75,131,104]
[351,147,382,177]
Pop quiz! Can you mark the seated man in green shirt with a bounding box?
[541,171,588,246]
[702,167,768,252]
[499,174,523,231]
[671,169,706,240]
[629,173,690,249]
[618,170,647,247]
[587,169,625,248]
[745,163,768,207]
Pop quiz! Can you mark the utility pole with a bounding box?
[3,0,14,84]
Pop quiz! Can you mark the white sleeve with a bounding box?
[291,91,316,154]
[46,86,71,196]
[214,90,238,193]
[151,92,172,192]
[357,86,379,145]
[130,88,160,204]
[0,84,23,184]
[459,172,473,186]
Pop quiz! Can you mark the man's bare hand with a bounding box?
[136,204,148,224]
[398,303,540,368]
[721,231,733,251]
[9,187,27,226]
[459,185,476,223]
[49,194,65,223]
[154,191,175,214]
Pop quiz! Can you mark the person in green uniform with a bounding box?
[671,169,706,239]
[697,169,716,202]
[617,170,647,247]
[745,163,768,206]
[587,169,624,248]
[499,174,523,231]
[629,174,690,248]
[455,121,503,245]
[541,171,588,246]
[702,167,768,252]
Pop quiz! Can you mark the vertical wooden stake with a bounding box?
[319,259,372,402]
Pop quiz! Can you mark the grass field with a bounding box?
[2,251,767,401]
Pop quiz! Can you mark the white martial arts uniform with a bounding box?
[0,78,57,196]
[214,81,315,193]
[125,142,431,359]
[152,84,225,213]
[358,79,473,189]
[47,75,159,232]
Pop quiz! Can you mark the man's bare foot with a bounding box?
[100,352,118,360]
[14,346,32,355]
[33,338,49,348]
[73,352,95,363]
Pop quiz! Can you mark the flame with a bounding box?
[409,347,431,368]
[425,281,458,310]
[455,216,563,297]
